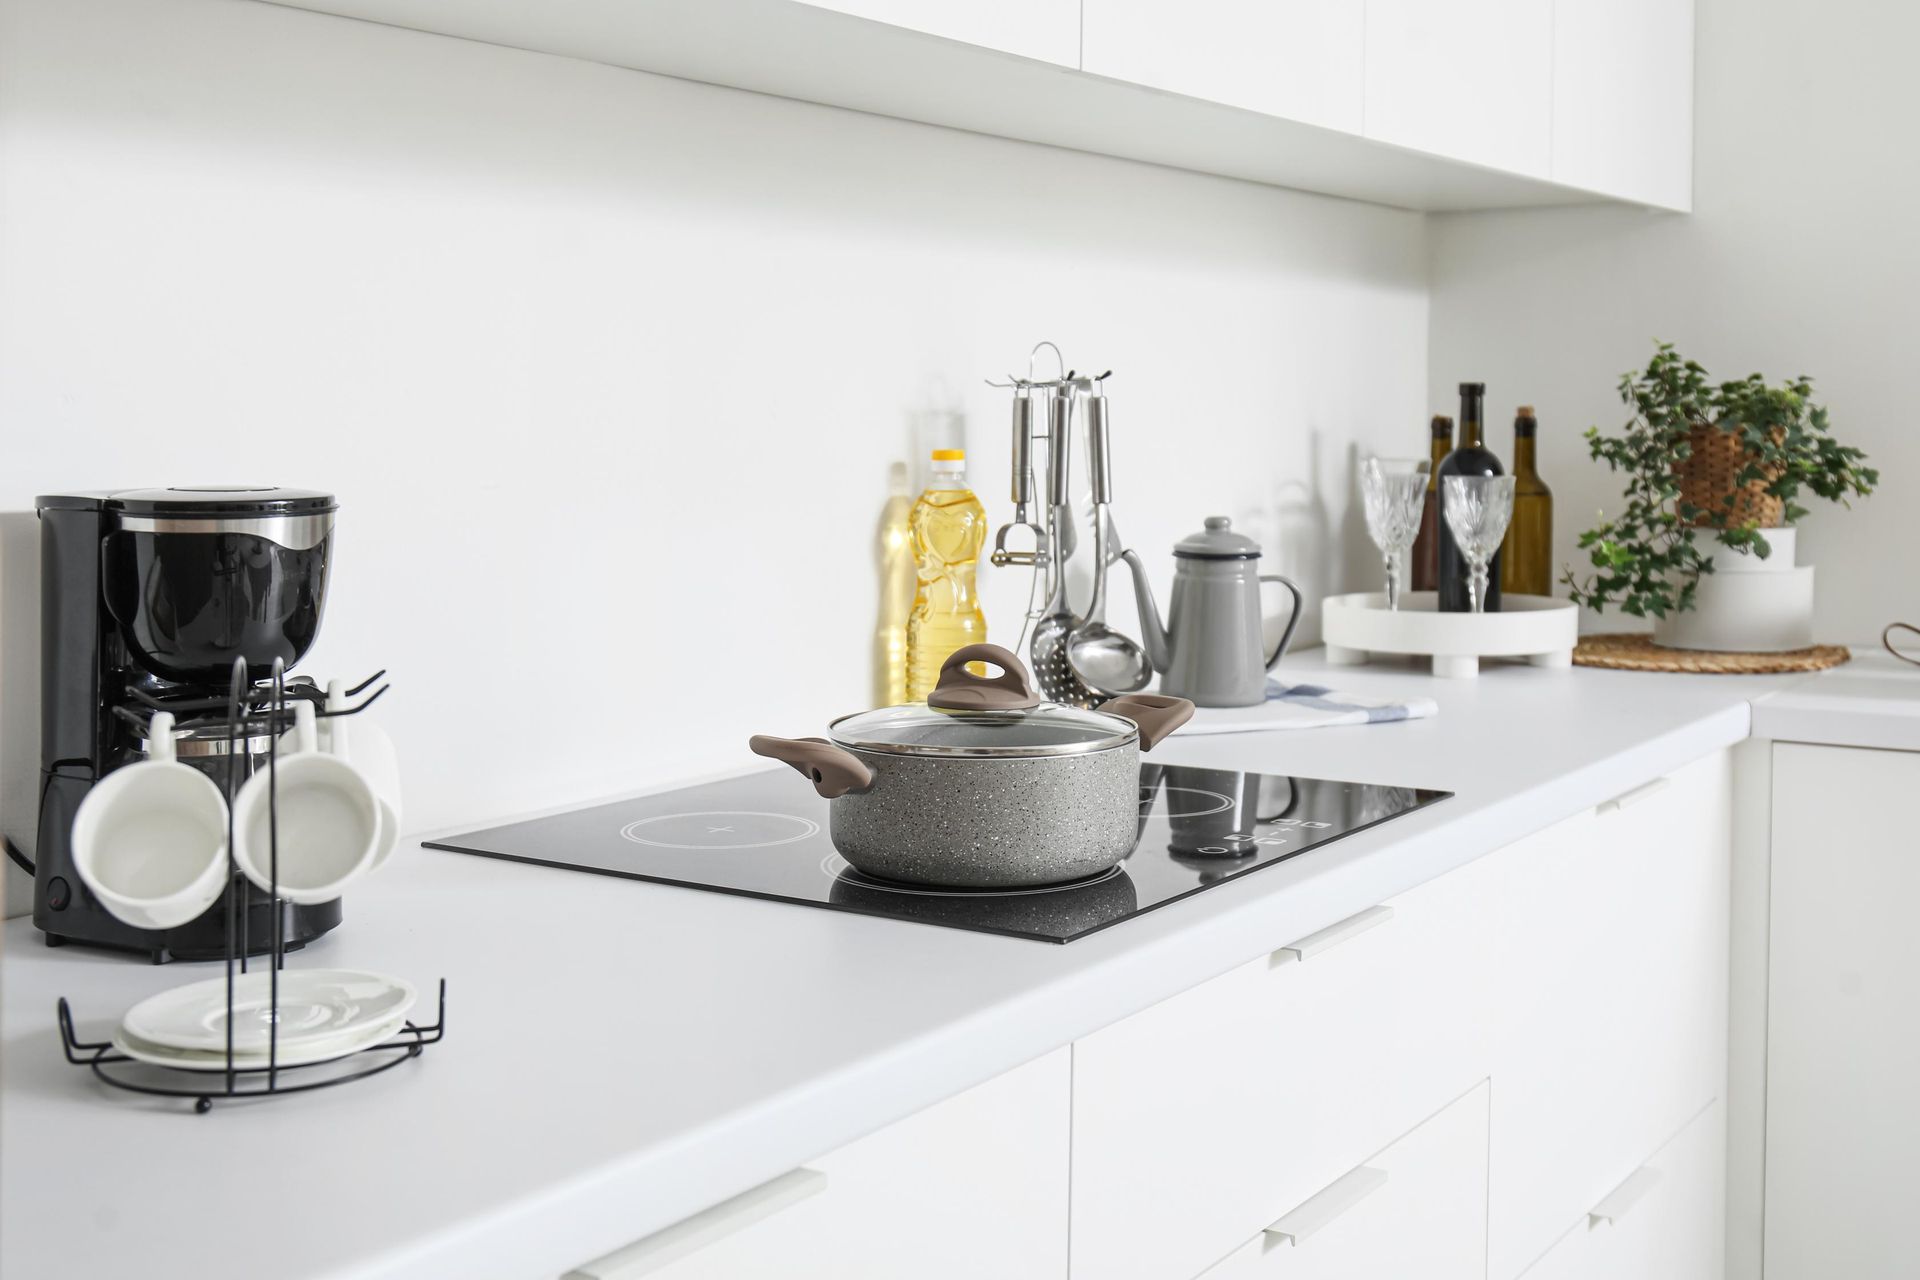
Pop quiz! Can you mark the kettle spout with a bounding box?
[1120,549,1172,672]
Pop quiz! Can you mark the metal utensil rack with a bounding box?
[55,657,447,1112]
[988,342,1133,707]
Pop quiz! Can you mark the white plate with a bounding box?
[109,1013,412,1072]
[123,969,416,1054]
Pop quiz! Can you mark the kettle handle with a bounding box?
[1261,574,1304,672]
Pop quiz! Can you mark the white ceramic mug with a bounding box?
[325,680,402,869]
[70,712,231,930]
[279,681,404,870]
[234,702,382,904]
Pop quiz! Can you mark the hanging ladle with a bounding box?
[1067,386,1154,698]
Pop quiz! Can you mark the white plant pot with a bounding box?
[1704,526,1796,574]
[1653,565,1815,652]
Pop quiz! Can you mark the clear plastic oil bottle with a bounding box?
[905,449,988,701]
[874,462,916,706]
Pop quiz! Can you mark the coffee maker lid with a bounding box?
[106,486,337,517]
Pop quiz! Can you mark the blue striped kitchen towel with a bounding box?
[1173,678,1439,735]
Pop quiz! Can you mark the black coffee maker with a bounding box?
[33,487,346,962]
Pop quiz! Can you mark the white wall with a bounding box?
[0,0,1428,910]
[1429,0,1920,640]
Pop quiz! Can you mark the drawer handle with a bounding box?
[1263,1165,1389,1245]
[1587,1165,1662,1227]
[1596,776,1670,815]
[564,1167,828,1279]
[1271,905,1394,967]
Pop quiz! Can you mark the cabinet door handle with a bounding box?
[1587,1165,1662,1227]
[1271,905,1394,967]
[565,1168,828,1279]
[1263,1165,1389,1245]
[1596,776,1670,815]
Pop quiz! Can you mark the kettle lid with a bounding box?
[1174,515,1261,560]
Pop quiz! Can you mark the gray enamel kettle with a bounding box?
[1122,517,1303,708]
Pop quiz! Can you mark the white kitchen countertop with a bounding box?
[0,650,1825,1280]
[1750,649,1920,751]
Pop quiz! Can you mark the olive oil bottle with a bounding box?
[1411,414,1454,593]
[874,462,916,705]
[1499,406,1554,597]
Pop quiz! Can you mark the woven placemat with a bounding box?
[1573,633,1850,675]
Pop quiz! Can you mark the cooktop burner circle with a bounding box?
[1153,786,1236,818]
[620,811,822,851]
[821,854,1125,898]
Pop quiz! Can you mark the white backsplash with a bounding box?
[0,0,1428,913]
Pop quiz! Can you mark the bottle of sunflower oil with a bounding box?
[874,462,916,706]
[905,449,988,702]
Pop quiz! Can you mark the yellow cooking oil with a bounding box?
[874,462,916,706]
[905,449,989,701]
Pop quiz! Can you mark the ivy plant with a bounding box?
[1564,343,1877,618]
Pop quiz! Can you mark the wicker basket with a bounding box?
[1674,422,1783,528]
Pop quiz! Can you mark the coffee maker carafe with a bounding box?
[32,486,346,961]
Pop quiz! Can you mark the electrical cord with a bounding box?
[4,835,33,875]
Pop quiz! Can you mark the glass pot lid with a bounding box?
[829,700,1136,759]
[830,643,1137,758]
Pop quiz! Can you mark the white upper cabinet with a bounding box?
[1552,0,1694,210]
[1082,0,1365,133]
[797,0,1080,67]
[259,0,1693,210]
[1363,0,1554,176]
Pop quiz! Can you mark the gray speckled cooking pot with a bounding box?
[750,644,1191,889]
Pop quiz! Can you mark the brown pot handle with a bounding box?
[926,643,1042,711]
[1101,694,1194,751]
[749,736,875,799]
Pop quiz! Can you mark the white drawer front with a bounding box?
[1071,871,1491,1280]
[1519,1098,1725,1280]
[1488,752,1730,1279]
[567,1048,1070,1279]
[1200,1081,1490,1280]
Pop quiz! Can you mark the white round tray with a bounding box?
[1321,591,1578,679]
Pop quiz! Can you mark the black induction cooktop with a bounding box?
[426,764,1449,943]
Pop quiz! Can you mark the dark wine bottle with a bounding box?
[1437,382,1503,612]
[1410,414,1454,593]
[1499,406,1554,597]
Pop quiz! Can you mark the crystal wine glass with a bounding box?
[1442,475,1518,614]
[1360,457,1428,610]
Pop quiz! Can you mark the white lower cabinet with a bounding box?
[1069,861,1494,1280]
[1198,1081,1490,1280]
[562,1047,1069,1279]
[1766,742,1920,1278]
[580,752,1734,1280]
[1519,1098,1725,1280]
[1486,753,1730,1280]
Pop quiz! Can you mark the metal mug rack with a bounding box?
[55,657,446,1113]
